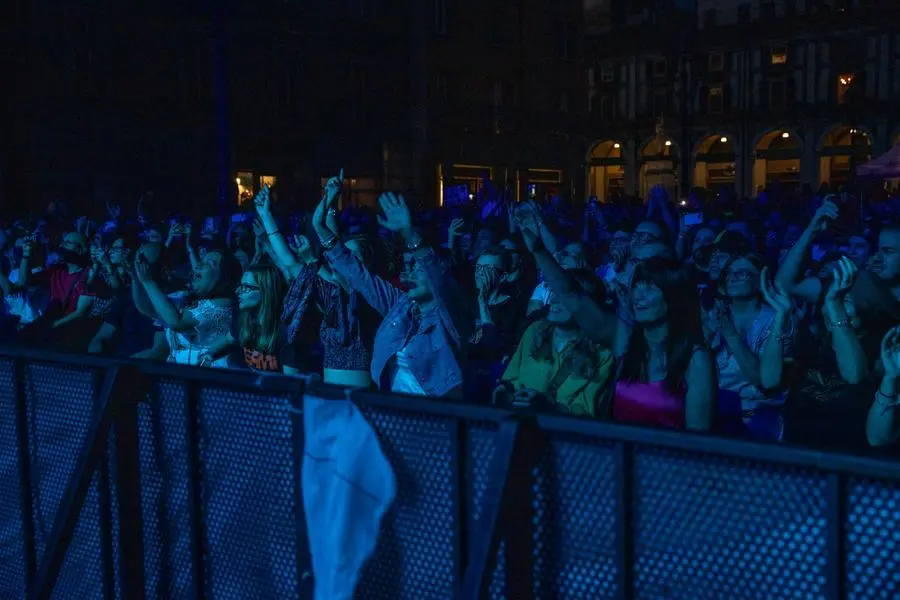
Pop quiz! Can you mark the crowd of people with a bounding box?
[2,176,900,452]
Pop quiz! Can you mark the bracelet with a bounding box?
[265,229,280,237]
[327,208,337,216]
[877,389,900,408]
[825,317,855,331]
[319,235,339,251]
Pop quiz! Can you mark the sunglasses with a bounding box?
[236,283,261,294]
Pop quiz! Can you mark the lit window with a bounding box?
[236,171,255,206]
[771,47,787,64]
[708,87,724,113]
[837,73,855,104]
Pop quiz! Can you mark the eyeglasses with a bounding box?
[725,269,759,281]
[632,232,660,243]
[236,284,261,294]
[475,264,500,274]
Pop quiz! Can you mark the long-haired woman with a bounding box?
[614,260,716,429]
[516,208,716,431]
[233,264,286,371]
[255,181,379,386]
[704,252,795,440]
[133,242,239,367]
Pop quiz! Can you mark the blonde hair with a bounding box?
[238,264,285,354]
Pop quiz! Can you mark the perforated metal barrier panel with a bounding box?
[197,385,301,600]
[531,434,619,600]
[466,422,506,600]
[356,405,458,600]
[0,358,26,600]
[3,354,900,600]
[26,363,106,600]
[845,477,900,600]
[139,378,197,599]
[632,446,830,600]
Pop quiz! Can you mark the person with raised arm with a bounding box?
[514,205,715,431]
[866,326,900,446]
[255,175,380,384]
[775,198,900,384]
[312,184,472,397]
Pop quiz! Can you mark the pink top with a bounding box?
[614,381,685,430]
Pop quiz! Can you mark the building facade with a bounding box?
[4,0,588,216]
[584,0,900,202]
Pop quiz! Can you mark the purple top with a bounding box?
[613,381,685,430]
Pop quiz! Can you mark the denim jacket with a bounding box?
[325,243,472,397]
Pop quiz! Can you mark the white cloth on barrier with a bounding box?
[302,392,396,600]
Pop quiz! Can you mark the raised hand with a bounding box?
[134,257,152,284]
[881,326,900,379]
[809,198,838,233]
[514,203,541,253]
[448,218,465,240]
[825,256,857,302]
[254,185,272,216]
[323,168,344,209]
[760,267,792,316]
[377,192,413,233]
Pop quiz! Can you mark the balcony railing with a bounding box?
[1,345,898,600]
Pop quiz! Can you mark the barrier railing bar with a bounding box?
[0,343,895,481]
[614,442,633,600]
[501,419,542,600]
[93,367,115,600]
[535,414,900,481]
[449,418,466,596]
[460,419,519,600]
[113,366,147,600]
[825,472,846,600]
[0,345,118,370]
[14,358,38,596]
[97,432,115,600]
[289,385,314,597]
[32,365,121,600]
[350,388,514,423]
[184,380,208,600]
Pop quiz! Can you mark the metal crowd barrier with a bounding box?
[1,345,899,600]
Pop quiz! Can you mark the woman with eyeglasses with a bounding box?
[197,264,287,371]
[516,205,716,431]
[705,253,796,440]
